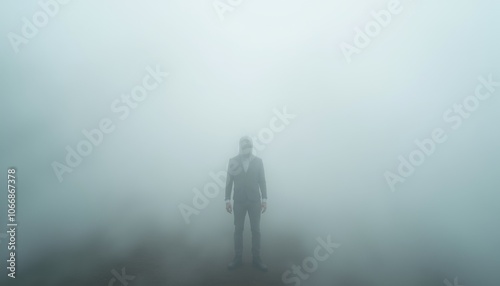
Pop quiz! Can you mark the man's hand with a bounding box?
[226,202,232,214]
[261,201,267,214]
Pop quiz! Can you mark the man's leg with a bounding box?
[233,200,247,258]
[248,201,267,271]
[228,200,246,270]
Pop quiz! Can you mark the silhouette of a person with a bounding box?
[225,136,268,272]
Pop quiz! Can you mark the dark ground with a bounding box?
[0,223,482,286]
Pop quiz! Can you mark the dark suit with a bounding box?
[225,154,267,258]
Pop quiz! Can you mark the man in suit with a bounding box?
[225,136,268,272]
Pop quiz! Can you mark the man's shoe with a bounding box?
[227,257,242,271]
[252,259,268,272]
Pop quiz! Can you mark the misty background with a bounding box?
[0,0,499,285]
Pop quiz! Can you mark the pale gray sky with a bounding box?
[1,1,499,285]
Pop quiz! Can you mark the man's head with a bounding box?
[239,136,253,157]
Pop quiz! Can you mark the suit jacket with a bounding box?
[225,155,267,202]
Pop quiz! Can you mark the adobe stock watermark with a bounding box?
[385,74,499,191]
[178,106,296,224]
[7,0,72,54]
[339,0,403,63]
[282,235,340,286]
[108,267,135,286]
[213,0,243,22]
[51,65,169,183]
[444,277,464,286]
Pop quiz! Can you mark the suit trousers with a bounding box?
[233,200,261,259]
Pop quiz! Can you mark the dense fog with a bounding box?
[1,0,499,285]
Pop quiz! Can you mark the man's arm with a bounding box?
[225,159,235,214]
[258,159,267,201]
[225,159,235,202]
[258,159,268,213]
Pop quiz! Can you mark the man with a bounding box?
[225,136,268,272]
